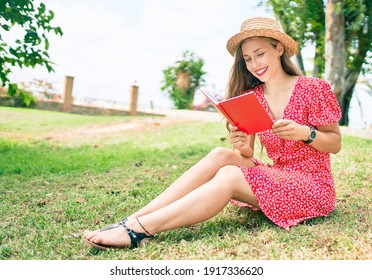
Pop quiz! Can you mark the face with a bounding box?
[241,37,284,82]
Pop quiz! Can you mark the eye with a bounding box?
[257,52,265,57]
[245,58,252,62]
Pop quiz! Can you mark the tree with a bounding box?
[325,0,345,113]
[0,0,63,98]
[161,50,206,109]
[260,0,371,125]
[337,0,371,125]
[262,0,325,77]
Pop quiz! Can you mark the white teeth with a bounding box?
[256,67,267,74]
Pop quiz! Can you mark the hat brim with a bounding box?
[226,28,298,57]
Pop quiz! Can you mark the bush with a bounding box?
[4,83,36,107]
[161,50,206,109]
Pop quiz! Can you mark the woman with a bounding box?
[83,17,342,250]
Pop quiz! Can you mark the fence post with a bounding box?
[62,75,74,113]
[129,82,139,115]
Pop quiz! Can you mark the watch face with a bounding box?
[310,129,316,140]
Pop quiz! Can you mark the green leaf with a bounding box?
[0,0,63,90]
[8,83,19,96]
[1,24,11,31]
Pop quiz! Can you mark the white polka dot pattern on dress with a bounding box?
[231,76,342,228]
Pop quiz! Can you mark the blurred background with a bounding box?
[3,0,371,128]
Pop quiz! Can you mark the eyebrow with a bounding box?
[243,48,265,57]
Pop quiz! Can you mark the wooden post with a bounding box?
[62,76,74,112]
[129,82,139,115]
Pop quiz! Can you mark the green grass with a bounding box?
[0,106,371,260]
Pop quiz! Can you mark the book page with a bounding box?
[200,89,219,104]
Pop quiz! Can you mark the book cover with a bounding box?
[200,89,274,135]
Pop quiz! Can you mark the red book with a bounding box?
[200,89,274,135]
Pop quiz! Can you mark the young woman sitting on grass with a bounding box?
[83,17,342,250]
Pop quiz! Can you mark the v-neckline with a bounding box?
[259,76,301,121]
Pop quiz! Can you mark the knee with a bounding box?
[215,165,244,187]
[215,165,257,206]
[207,147,236,163]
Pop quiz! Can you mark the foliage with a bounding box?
[0,107,371,260]
[259,0,372,125]
[0,78,59,107]
[261,0,325,77]
[161,50,206,109]
[1,83,36,107]
[260,0,371,76]
[0,0,63,95]
[343,0,372,75]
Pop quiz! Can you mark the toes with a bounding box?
[83,230,98,241]
[82,225,131,248]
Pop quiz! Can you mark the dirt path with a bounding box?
[3,108,370,143]
[45,110,372,142]
[44,117,182,142]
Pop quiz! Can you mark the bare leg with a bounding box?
[129,147,254,218]
[83,165,257,247]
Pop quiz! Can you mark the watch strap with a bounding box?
[303,126,315,144]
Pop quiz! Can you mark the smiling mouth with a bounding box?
[256,67,268,76]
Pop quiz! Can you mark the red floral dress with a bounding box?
[231,76,342,228]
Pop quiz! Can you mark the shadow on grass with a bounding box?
[159,209,274,245]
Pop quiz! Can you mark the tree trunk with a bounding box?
[312,42,323,78]
[295,50,305,75]
[328,0,371,126]
[338,69,360,125]
[176,71,193,109]
[325,0,346,102]
[312,31,326,78]
[176,72,191,91]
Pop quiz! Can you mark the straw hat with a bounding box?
[226,17,297,57]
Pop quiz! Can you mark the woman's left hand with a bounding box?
[272,119,308,141]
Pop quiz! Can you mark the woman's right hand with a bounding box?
[229,125,254,157]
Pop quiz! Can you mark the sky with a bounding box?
[8,0,275,109]
[6,0,371,127]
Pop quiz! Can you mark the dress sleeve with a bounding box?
[308,79,342,126]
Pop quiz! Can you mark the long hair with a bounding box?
[226,37,302,100]
[225,37,302,156]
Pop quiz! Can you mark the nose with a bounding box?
[251,58,258,69]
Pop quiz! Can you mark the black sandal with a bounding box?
[82,217,155,250]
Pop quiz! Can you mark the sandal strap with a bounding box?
[136,217,154,237]
[98,217,129,232]
[118,218,153,248]
[98,223,121,232]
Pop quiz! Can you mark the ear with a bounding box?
[276,43,284,56]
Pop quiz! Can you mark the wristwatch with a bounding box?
[303,126,316,144]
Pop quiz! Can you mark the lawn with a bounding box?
[0,106,371,260]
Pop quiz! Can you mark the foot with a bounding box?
[83,226,131,248]
[82,218,153,249]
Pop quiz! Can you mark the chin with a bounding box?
[256,76,268,83]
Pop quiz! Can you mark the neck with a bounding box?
[264,71,297,95]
